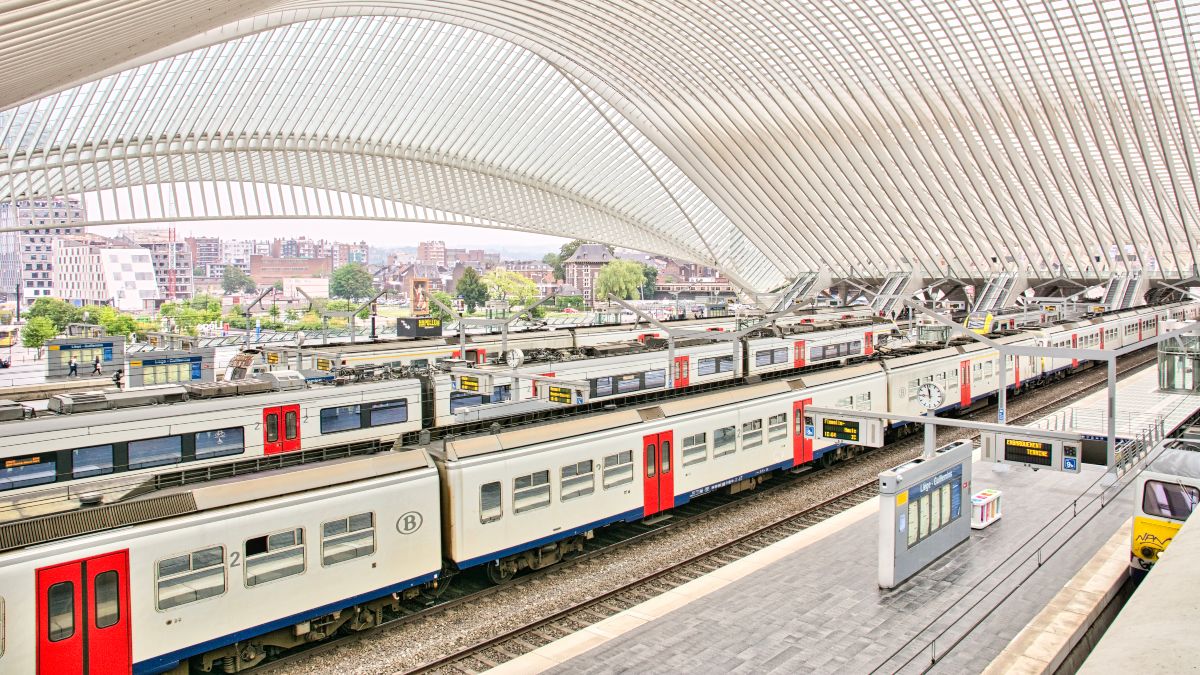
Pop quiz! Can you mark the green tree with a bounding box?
[483,268,540,307]
[543,252,564,282]
[268,304,280,321]
[642,264,658,299]
[222,266,255,294]
[330,263,374,302]
[25,298,82,332]
[429,291,456,322]
[595,260,648,301]
[456,266,489,313]
[285,308,299,323]
[20,316,56,349]
[273,280,284,292]
[91,305,138,337]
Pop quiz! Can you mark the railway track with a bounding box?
[255,351,1157,675]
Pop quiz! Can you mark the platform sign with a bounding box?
[546,385,574,405]
[982,433,1081,473]
[804,412,884,448]
[266,351,281,365]
[397,316,442,338]
[315,357,334,372]
[452,373,495,396]
[879,440,973,589]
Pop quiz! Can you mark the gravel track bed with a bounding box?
[274,358,1152,675]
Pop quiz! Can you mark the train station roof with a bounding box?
[0,1,1197,294]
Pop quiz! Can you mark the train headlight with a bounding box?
[1140,546,1158,560]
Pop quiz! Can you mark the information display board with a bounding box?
[315,357,334,372]
[1002,438,1052,467]
[982,432,1082,473]
[878,440,973,588]
[125,348,216,388]
[459,375,480,392]
[822,418,861,442]
[546,386,574,404]
[804,411,884,448]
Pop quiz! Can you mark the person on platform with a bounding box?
[68,356,78,377]
[111,369,124,389]
[91,355,102,375]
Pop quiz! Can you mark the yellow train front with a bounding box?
[1131,439,1200,573]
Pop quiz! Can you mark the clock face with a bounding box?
[916,383,944,410]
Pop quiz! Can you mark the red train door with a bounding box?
[263,404,301,454]
[673,356,690,388]
[37,550,132,675]
[864,331,874,356]
[531,372,554,398]
[1071,334,1079,368]
[792,398,813,466]
[794,340,806,368]
[642,431,675,517]
[1014,356,1020,389]
[959,360,971,407]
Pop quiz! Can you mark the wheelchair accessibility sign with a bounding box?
[805,424,815,437]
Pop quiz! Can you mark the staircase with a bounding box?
[872,271,913,315]
[974,272,1016,313]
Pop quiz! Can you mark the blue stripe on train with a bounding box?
[134,570,440,674]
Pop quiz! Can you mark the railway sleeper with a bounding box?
[193,591,411,672]
[487,534,589,583]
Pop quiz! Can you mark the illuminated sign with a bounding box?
[315,357,334,371]
[459,375,480,392]
[547,386,574,405]
[266,352,280,365]
[4,456,42,468]
[822,418,860,442]
[417,318,441,329]
[397,316,442,338]
[1003,438,1053,467]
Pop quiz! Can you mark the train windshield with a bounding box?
[1143,480,1200,520]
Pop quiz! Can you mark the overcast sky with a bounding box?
[92,218,571,251]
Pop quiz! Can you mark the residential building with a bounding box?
[186,236,222,277]
[0,198,87,306]
[563,244,614,303]
[249,255,332,285]
[220,239,260,275]
[123,229,194,300]
[417,240,447,266]
[333,241,369,267]
[53,238,161,312]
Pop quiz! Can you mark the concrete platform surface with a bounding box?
[500,456,1138,675]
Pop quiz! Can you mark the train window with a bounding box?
[266,414,279,442]
[245,528,306,586]
[617,374,642,394]
[320,405,362,433]
[593,376,614,397]
[47,582,74,642]
[72,445,115,478]
[836,395,853,408]
[514,471,551,513]
[369,399,408,426]
[697,357,718,377]
[561,461,595,501]
[662,440,671,473]
[94,571,120,629]
[755,349,774,367]
[768,414,787,442]
[855,392,872,411]
[480,482,503,523]
[773,348,788,364]
[195,428,245,460]
[322,513,376,565]
[156,546,226,610]
[603,451,635,489]
[285,411,298,440]
[645,445,656,478]
[128,436,182,470]
[644,370,666,389]
[718,355,734,373]
[906,380,919,399]
[682,433,708,466]
[713,426,736,458]
[0,454,56,491]
[742,420,763,449]
[1143,480,1200,520]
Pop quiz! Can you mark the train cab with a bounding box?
[1131,440,1200,572]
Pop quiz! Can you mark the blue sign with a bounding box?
[191,361,202,379]
[805,424,815,437]
[1063,457,1078,471]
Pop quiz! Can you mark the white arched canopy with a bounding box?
[1,1,1198,293]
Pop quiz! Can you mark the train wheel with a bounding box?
[486,560,514,584]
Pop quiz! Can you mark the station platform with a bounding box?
[1026,365,1197,442]
[494,369,1198,675]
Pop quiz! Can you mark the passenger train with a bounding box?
[0,301,1196,673]
[1130,433,1200,573]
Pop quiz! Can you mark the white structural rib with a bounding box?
[0,1,1197,294]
